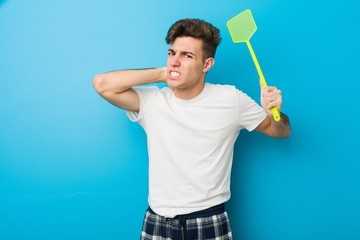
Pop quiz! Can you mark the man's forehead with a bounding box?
[169,37,203,52]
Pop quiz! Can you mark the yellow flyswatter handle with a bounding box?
[227,9,281,122]
[246,41,281,122]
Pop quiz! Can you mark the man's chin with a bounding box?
[167,80,180,88]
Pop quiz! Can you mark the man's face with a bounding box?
[166,36,212,97]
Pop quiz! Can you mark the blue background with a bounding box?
[1,0,359,239]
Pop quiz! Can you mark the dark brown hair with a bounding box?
[165,18,222,61]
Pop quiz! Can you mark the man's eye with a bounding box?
[185,54,193,59]
[168,51,175,56]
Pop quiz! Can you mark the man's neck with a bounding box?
[173,82,205,100]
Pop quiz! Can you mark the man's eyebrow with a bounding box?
[168,48,195,56]
[182,51,195,56]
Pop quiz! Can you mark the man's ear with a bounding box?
[203,58,215,73]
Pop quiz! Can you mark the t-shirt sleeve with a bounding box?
[125,86,159,127]
[236,90,267,131]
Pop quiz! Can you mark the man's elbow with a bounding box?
[276,131,291,139]
[93,74,106,95]
[273,126,291,139]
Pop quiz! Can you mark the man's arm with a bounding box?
[255,113,291,138]
[255,85,291,138]
[93,68,167,112]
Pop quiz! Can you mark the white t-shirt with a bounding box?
[126,83,266,217]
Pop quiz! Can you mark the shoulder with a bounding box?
[206,83,260,109]
[133,85,172,103]
[207,83,236,91]
[207,83,249,95]
[206,83,245,99]
[133,85,171,96]
[133,85,159,94]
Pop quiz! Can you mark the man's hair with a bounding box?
[165,18,222,61]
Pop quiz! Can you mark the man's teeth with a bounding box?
[170,71,180,77]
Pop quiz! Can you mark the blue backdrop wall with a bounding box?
[1,0,359,239]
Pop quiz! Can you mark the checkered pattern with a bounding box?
[140,209,233,240]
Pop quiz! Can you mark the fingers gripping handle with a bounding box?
[246,41,281,122]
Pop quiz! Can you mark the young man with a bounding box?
[93,19,290,240]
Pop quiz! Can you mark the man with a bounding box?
[93,18,290,240]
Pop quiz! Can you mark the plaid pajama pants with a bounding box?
[140,204,233,240]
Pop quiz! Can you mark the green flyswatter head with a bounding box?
[227,9,257,43]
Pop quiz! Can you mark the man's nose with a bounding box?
[170,54,180,66]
